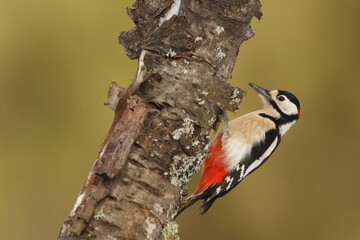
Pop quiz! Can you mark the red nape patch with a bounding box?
[195,134,227,193]
[298,108,301,119]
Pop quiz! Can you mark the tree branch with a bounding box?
[58,0,261,239]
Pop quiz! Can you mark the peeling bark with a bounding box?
[58,0,261,239]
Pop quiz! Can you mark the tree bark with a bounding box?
[58,0,262,239]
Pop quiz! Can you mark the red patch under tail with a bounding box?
[196,133,227,193]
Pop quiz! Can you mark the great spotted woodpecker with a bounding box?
[178,83,300,215]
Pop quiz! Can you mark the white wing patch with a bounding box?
[216,186,222,194]
[223,138,251,172]
[225,176,234,190]
[239,164,245,180]
[244,137,278,177]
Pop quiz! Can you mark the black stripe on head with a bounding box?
[278,90,301,110]
[269,100,288,119]
[260,112,298,128]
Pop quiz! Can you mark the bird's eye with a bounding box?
[278,96,285,101]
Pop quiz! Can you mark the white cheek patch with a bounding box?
[277,100,298,116]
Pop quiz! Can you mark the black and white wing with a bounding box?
[200,129,280,214]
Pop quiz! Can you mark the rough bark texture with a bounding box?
[58,0,261,239]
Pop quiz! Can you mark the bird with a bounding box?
[177,83,301,215]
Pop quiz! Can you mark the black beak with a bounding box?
[249,83,271,100]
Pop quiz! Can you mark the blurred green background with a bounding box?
[1,0,360,239]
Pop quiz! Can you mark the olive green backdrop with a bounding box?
[1,0,359,239]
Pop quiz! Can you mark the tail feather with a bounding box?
[174,193,203,218]
[199,197,217,215]
[175,130,226,217]
[175,186,217,217]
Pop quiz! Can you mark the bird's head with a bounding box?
[249,83,301,120]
